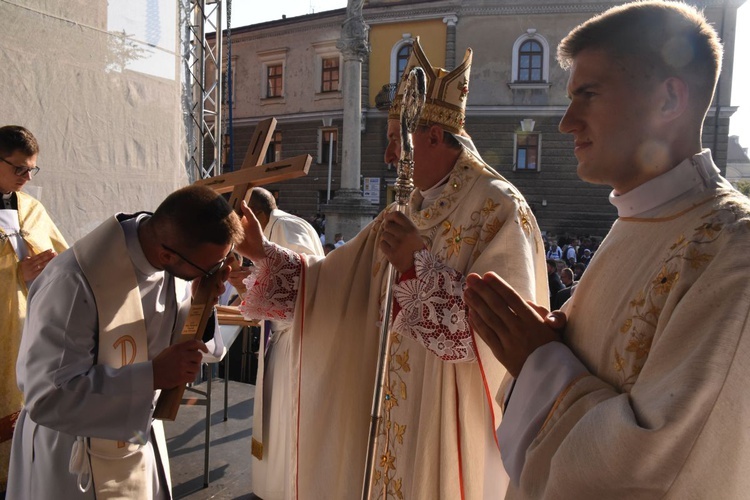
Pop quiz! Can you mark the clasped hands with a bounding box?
[465,273,566,378]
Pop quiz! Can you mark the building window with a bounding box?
[258,48,288,101]
[321,57,339,92]
[510,30,551,88]
[266,64,283,98]
[312,41,341,95]
[389,36,413,83]
[318,128,338,164]
[518,40,543,82]
[396,45,411,79]
[265,130,282,164]
[514,133,541,171]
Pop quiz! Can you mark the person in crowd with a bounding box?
[546,240,562,260]
[8,185,240,499]
[234,37,547,498]
[333,232,345,248]
[0,125,67,493]
[572,261,587,281]
[552,268,577,310]
[242,187,325,500]
[547,258,565,301]
[579,248,592,265]
[464,2,750,497]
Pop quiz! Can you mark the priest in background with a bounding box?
[0,125,67,494]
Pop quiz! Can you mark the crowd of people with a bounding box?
[3,2,750,499]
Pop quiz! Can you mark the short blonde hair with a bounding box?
[558,1,723,116]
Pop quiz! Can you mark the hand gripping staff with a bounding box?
[362,66,426,500]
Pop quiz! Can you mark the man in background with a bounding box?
[243,187,324,499]
[0,125,67,493]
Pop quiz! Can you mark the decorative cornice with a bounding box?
[369,104,738,119]
[364,7,458,25]
[224,0,730,43]
[229,14,346,44]
[457,0,726,17]
[221,104,736,127]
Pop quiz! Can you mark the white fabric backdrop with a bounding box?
[0,0,190,242]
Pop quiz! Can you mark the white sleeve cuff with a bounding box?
[497,342,588,484]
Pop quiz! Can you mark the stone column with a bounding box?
[324,0,378,242]
[443,15,458,69]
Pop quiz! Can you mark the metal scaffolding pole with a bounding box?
[183,0,223,182]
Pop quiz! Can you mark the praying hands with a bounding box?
[464,272,565,378]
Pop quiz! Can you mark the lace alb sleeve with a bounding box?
[391,249,476,362]
[238,240,302,321]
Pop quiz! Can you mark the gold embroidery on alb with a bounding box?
[113,335,138,366]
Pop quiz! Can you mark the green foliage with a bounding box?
[736,181,750,197]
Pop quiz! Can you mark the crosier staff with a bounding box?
[361,66,426,500]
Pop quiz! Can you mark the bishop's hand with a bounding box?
[379,211,425,273]
[237,200,266,263]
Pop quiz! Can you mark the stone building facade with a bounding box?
[216,0,742,238]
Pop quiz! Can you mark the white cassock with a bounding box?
[251,209,324,500]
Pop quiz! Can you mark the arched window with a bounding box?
[510,31,550,86]
[396,44,412,80]
[390,36,414,83]
[518,40,543,82]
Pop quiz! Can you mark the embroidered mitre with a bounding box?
[388,36,472,135]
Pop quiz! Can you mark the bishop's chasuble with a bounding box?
[500,150,750,499]
[240,147,548,499]
[0,191,66,490]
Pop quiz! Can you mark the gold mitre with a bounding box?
[388,36,472,135]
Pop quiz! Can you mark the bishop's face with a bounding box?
[558,49,666,194]
[0,151,36,194]
[384,119,445,191]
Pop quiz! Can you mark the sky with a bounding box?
[226,0,750,149]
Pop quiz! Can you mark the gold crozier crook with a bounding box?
[361,66,426,500]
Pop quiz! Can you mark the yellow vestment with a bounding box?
[0,191,66,489]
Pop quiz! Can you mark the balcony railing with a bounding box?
[375,83,398,111]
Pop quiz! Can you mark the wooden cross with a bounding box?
[154,117,312,420]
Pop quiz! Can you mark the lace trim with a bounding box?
[238,240,301,321]
[392,249,476,362]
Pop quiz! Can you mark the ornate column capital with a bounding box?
[337,14,370,61]
[442,15,458,26]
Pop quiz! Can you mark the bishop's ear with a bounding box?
[428,124,444,145]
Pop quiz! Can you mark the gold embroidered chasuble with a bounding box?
[241,149,547,499]
[507,181,750,498]
[0,191,66,488]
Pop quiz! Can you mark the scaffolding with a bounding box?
[182,0,223,182]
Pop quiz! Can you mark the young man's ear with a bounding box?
[660,77,689,121]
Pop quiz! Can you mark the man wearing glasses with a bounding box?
[7,185,243,499]
[0,125,67,495]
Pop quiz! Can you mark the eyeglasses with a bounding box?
[0,157,40,177]
[162,242,234,278]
